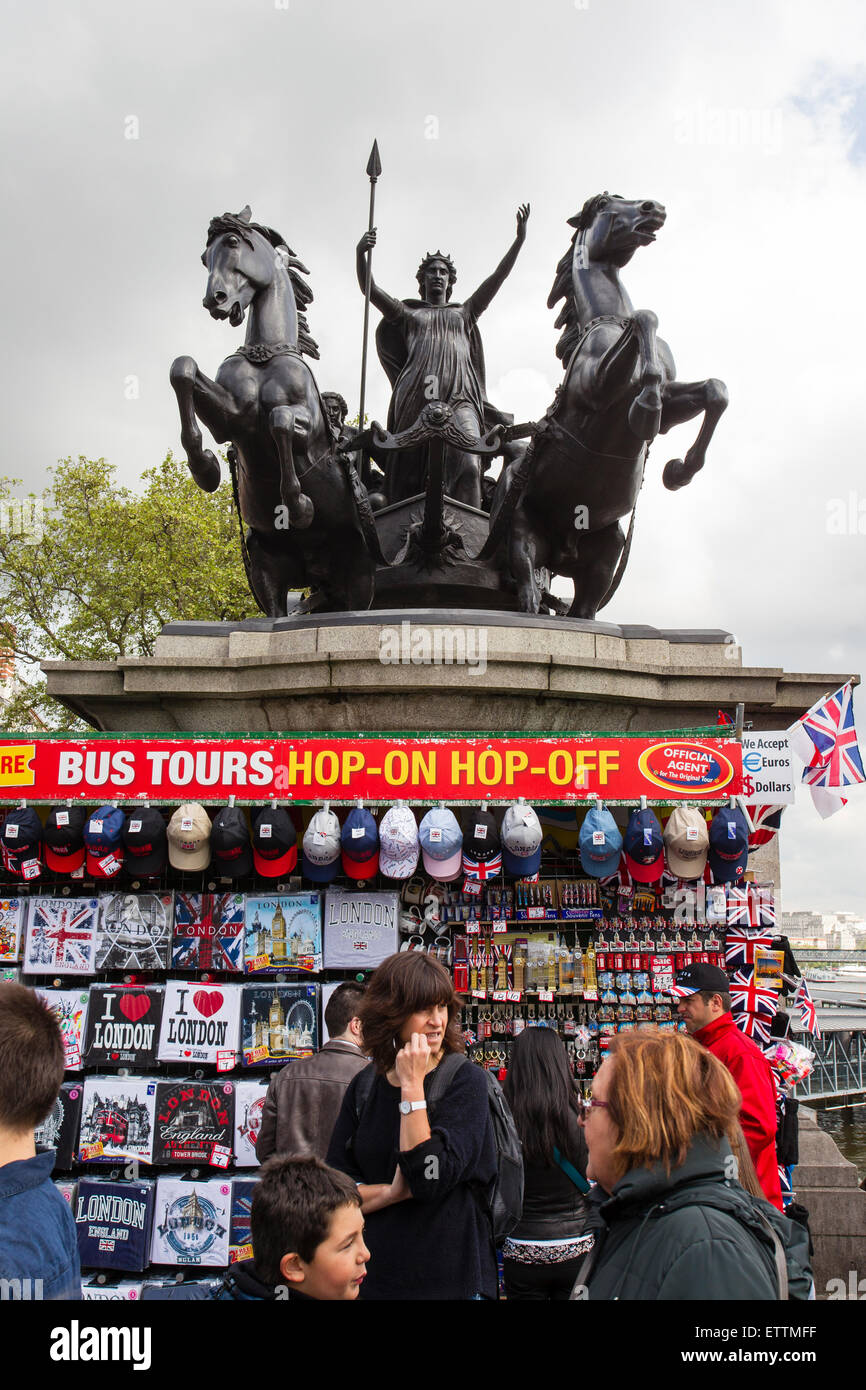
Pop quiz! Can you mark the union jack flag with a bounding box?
[726,886,753,927]
[789,682,865,790]
[736,1011,773,1044]
[729,969,779,1025]
[724,930,773,973]
[793,977,822,1040]
[462,852,502,881]
[744,805,785,850]
[754,883,776,929]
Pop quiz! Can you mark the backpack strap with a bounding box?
[351,1062,378,1125]
[425,1051,468,1110]
[553,1146,591,1194]
[676,1191,789,1301]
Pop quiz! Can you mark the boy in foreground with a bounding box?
[217,1155,369,1301]
[0,982,81,1299]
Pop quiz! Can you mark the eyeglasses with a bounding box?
[577,1097,610,1123]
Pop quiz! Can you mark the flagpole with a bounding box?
[358,139,381,489]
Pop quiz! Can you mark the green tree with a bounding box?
[0,453,258,731]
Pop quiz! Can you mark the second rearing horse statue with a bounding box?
[485,193,728,618]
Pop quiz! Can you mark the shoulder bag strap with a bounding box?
[553,1146,591,1194]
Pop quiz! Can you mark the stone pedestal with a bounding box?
[797,1106,866,1297]
[42,611,848,740]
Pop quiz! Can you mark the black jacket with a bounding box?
[511,1112,589,1242]
[580,1134,812,1301]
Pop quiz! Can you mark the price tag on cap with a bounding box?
[351,827,365,839]
[314,831,327,844]
[474,824,487,839]
[56,812,70,828]
[21,860,41,880]
[428,827,443,843]
[592,830,606,846]
[5,825,18,839]
[129,820,142,833]
[90,820,103,835]
[523,811,534,826]
[181,818,193,832]
[686,827,699,842]
[259,824,272,838]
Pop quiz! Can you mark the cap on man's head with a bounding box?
[670,963,730,998]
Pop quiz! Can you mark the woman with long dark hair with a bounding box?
[501,1026,593,1300]
[326,952,498,1300]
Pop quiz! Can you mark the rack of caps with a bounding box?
[1,796,784,1293]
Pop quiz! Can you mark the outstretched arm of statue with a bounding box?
[356,228,403,320]
[465,204,530,318]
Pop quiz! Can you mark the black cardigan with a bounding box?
[327,1060,498,1300]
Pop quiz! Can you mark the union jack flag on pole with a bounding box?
[793,977,822,1040]
[788,682,864,817]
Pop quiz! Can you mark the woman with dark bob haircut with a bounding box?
[327,952,498,1300]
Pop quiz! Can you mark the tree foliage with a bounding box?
[0,453,258,730]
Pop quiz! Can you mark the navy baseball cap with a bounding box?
[623,807,664,883]
[708,806,749,883]
[579,806,623,878]
[44,805,88,874]
[211,806,253,878]
[670,963,730,998]
[84,805,126,878]
[341,807,380,881]
[122,807,168,878]
[1,807,44,879]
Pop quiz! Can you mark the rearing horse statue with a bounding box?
[485,193,728,618]
[170,207,382,615]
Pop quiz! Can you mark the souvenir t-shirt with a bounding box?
[241,983,319,1066]
[84,986,164,1068]
[35,1082,84,1170]
[150,1178,232,1267]
[23,898,100,975]
[81,1280,144,1301]
[172,893,245,972]
[233,1079,268,1167]
[244,894,322,974]
[0,898,25,961]
[152,1080,235,1167]
[95,893,173,971]
[157,981,242,1068]
[229,1178,259,1264]
[79,1077,157,1165]
[34,988,90,1070]
[323,890,399,969]
[74,1179,156,1272]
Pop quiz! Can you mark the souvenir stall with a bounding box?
[0,728,812,1297]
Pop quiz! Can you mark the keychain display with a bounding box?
[84,986,164,1069]
[152,1080,235,1166]
[95,893,173,971]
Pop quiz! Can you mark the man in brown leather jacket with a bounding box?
[257,983,367,1162]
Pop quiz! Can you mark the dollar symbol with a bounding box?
[742,774,754,797]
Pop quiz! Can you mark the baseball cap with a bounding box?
[500,803,542,877]
[83,805,126,878]
[122,807,167,877]
[418,807,463,881]
[167,803,212,872]
[622,807,664,883]
[302,808,342,883]
[462,809,502,879]
[708,805,749,883]
[44,805,88,875]
[378,805,419,880]
[211,806,253,878]
[252,806,298,878]
[579,805,623,878]
[663,806,709,880]
[670,963,730,998]
[1,807,44,880]
[341,807,380,881]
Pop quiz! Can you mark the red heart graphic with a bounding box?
[119,993,150,1023]
[193,989,223,1017]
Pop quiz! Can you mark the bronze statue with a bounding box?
[484,194,728,617]
[170,208,382,615]
[355,206,529,509]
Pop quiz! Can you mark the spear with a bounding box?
[358,139,381,487]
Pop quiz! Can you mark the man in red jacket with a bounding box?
[672,964,784,1211]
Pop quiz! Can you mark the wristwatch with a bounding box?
[398,1099,427,1115]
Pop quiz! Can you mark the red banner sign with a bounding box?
[0,735,742,804]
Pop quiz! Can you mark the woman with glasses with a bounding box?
[574,1029,812,1300]
[501,1026,594,1300]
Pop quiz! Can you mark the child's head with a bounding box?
[0,983,65,1136]
[252,1155,369,1299]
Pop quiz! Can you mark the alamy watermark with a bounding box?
[674,105,783,155]
[379,621,487,676]
[826,492,866,535]
[0,498,44,545]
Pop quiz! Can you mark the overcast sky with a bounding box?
[3,0,866,914]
